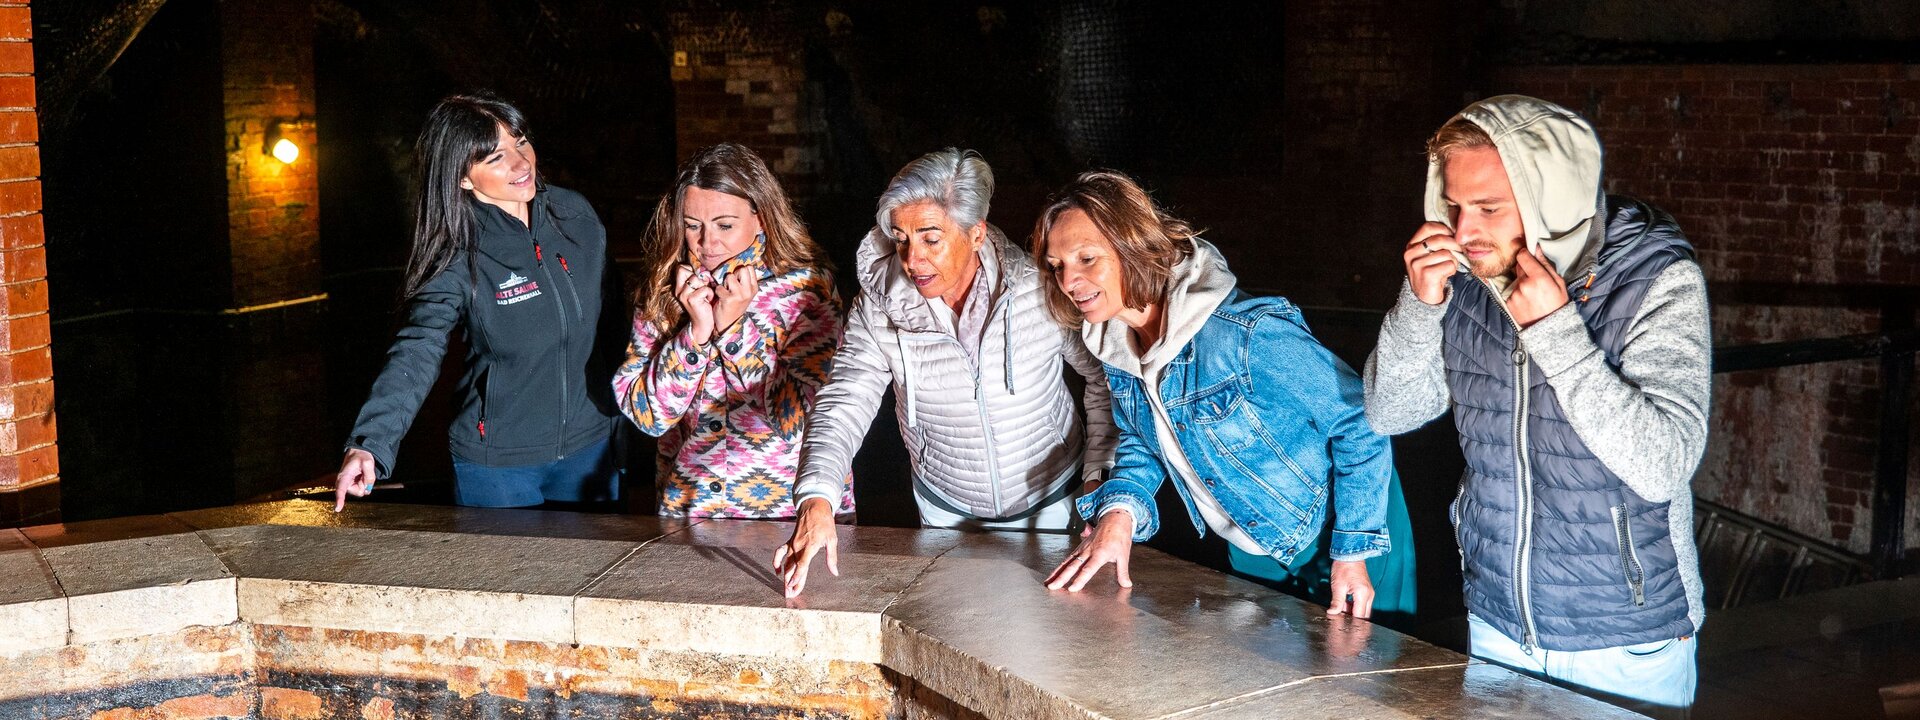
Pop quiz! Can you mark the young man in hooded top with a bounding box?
[1364,95,1710,715]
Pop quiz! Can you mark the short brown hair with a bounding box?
[1426,118,1494,166]
[1030,170,1199,325]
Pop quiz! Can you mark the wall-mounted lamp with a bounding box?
[264,118,313,165]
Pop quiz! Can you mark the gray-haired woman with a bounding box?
[773,148,1117,596]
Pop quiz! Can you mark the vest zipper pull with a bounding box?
[558,254,571,276]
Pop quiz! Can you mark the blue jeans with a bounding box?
[451,437,620,508]
[1468,613,1696,717]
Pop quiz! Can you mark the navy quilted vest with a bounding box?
[1446,196,1699,651]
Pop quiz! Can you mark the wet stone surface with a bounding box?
[0,499,1641,719]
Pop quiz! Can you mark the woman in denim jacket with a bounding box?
[1036,171,1415,621]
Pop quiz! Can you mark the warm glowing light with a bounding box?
[271,138,300,164]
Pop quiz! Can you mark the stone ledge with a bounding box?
[0,500,1645,719]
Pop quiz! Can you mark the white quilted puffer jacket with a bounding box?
[794,225,1116,521]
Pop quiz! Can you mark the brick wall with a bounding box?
[1495,64,1920,553]
[0,0,55,526]
[667,5,820,196]
[221,0,320,309]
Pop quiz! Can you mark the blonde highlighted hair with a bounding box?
[1426,117,1494,166]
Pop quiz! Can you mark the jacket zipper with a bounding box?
[1481,278,1540,654]
[1451,469,1469,572]
[1611,505,1648,606]
[478,369,490,440]
[557,254,586,322]
[530,226,571,460]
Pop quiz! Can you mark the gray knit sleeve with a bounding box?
[1519,260,1711,503]
[1363,280,1453,435]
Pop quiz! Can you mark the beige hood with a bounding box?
[1083,237,1237,381]
[1424,95,1606,283]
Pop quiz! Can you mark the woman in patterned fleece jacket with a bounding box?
[615,143,853,518]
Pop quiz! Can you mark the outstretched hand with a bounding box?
[334,448,377,512]
[1046,510,1135,592]
[773,497,839,598]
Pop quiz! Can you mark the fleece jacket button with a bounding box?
[725,341,740,354]
[708,481,722,492]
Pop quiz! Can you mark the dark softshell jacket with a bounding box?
[346,185,622,477]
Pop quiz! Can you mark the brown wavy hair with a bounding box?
[636,143,825,335]
[1030,170,1199,325]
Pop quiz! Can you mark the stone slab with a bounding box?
[204,524,641,643]
[1178,662,1648,719]
[882,546,1468,720]
[0,528,65,655]
[38,533,238,644]
[658,516,970,559]
[578,541,937,662]
[21,513,198,549]
[240,577,577,645]
[171,499,688,543]
[39,532,233,597]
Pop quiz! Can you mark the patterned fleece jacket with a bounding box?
[614,239,853,518]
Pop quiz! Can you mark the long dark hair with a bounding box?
[637,143,825,334]
[401,91,532,299]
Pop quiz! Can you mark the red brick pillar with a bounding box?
[0,0,55,526]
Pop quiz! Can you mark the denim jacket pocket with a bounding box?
[1187,380,1319,525]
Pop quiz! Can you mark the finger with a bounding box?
[825,538,840,577]
[674,265,691,289]
[1067,554,1111,592]
[1327,581,1350,616]
[787,553,814,598]
[1412,252,1460,272]
[1351,586,1376,620]
[1080,524,1092,538]
[1420,235,1466,254]
[1408,223,1454,248]
[1046,553,1088,588]
[1115,552,1133,589]
[334,480,347,512]
[772,544,789,572]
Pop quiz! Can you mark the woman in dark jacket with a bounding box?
[334,92,622,510]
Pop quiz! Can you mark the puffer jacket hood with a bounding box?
[854,222,1020,332]
[1424,94,1605,284]
[1083,237,1238,380]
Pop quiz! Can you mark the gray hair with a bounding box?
[874,148,995,233]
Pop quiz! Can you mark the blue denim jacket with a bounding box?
[1078,293,1394,563]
